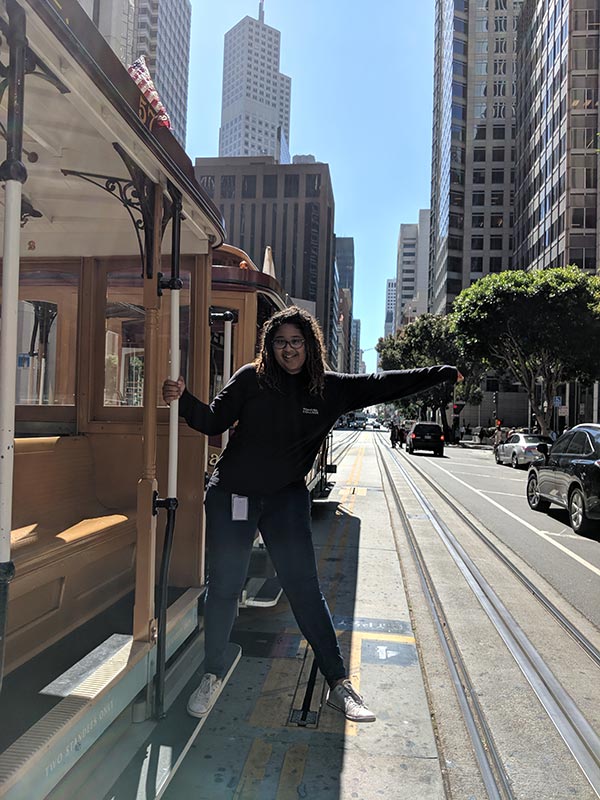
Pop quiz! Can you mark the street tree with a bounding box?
[377,314,484,437]
[451,266,600,435]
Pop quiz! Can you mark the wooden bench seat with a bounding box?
[6,436,137,673]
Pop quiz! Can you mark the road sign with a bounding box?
[553,396,561,407]
[558,405,568,416]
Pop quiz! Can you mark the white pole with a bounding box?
[167,288,180,498]
[0,179,23,563]
[221,318,233,448]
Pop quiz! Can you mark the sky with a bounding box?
[187,1,435,374]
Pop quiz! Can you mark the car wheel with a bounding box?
[435,448,443,457]
[568,487,594,535]
[527,474,550,512]
[511,453,519,469]
[495,450,502,464]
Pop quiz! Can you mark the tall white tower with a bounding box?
[219,2,292,159]
[396,209,430,328]
[384,279,397,338]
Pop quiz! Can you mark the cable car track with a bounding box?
[374,434,600,798]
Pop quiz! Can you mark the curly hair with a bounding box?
[255,306,327,395]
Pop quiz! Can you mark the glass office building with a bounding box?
[430,0,523,314]
[514,0,599,273]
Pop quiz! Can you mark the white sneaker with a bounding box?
[187,673,223,718]
[326,679,376,722]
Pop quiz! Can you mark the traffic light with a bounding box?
[452,401,465,417]
[493,391,498,405]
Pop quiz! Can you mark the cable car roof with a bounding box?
[0,0,225,259]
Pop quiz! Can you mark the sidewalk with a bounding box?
[456,438,493,450]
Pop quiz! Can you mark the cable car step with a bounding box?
[100,642,241,800]
[241,576,283,607]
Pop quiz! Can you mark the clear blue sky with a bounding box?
[187,1,435,374]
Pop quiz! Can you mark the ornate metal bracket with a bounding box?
[61,164,151,273]
[20,194,42,226]
[0,17,69,100]
[61,143,175,280]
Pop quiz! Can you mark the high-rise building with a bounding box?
[396,209,430,327]
[337,288,353,374]
[384,279,397,338]
[133,0,191,147]
[335,237,355,295]
[351,318,362,374]
[195,156,337,363]
[429,0,523,314]
[335,237,355,371]
[514,0,598,273]
[219,2,292,159]
[77,0,135,66]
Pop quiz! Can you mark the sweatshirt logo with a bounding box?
[302,407,319,415]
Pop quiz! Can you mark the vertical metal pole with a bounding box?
[154,186,182,719]
[0,0,27,693]
[167,289,180,495]
[221,319,233,448]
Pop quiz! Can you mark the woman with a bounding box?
[163,306,461,723]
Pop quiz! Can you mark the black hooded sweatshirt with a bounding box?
[178,363,458,496]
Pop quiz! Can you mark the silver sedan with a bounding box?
[495,433,553,468]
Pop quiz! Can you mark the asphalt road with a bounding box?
[389,439,600,628]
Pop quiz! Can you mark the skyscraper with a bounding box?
[396,209,430,328]
[335,237,355,296]
[77,0,135,66]
[133,0,191,147]
[219,2,292,159]
[429,0,523,314]
[384,279,397,338]
[351,318,362,374]
[195,156,337,364]
[514,0,598,273]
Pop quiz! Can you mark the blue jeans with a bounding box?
[203,483,346,687]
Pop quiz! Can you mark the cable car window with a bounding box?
[5,267,79,407]
[104,268,191,408]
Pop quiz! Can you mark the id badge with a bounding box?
[231,494,249,521]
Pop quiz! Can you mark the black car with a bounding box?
[526,424,600,534]
[407,422,445,456]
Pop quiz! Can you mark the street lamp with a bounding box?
[361,347,379,373]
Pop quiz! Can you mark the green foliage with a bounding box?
[451,266,600,433]
[376,314,484,431]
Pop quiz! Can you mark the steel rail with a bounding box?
[379,437,600,796]
[379,434,600,668]
[375,440,514,800]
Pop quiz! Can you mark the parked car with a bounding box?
[407,422,445,456]
[526,424,600,534]
[495,432,553,468]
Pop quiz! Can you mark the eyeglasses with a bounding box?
[272,336,305,350]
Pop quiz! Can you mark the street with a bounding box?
[391,438,600,628]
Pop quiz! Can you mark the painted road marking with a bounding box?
[338,486,368,496]
[276,744,309,800]
[248,657,302,729]
[233,738,272,799]
[484,491,524,498]
[426,460,600,577]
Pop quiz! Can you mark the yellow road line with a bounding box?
[340,630,415,644]
[275,743,309,800]
[233,738,272,800]
[248,657,301,728]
